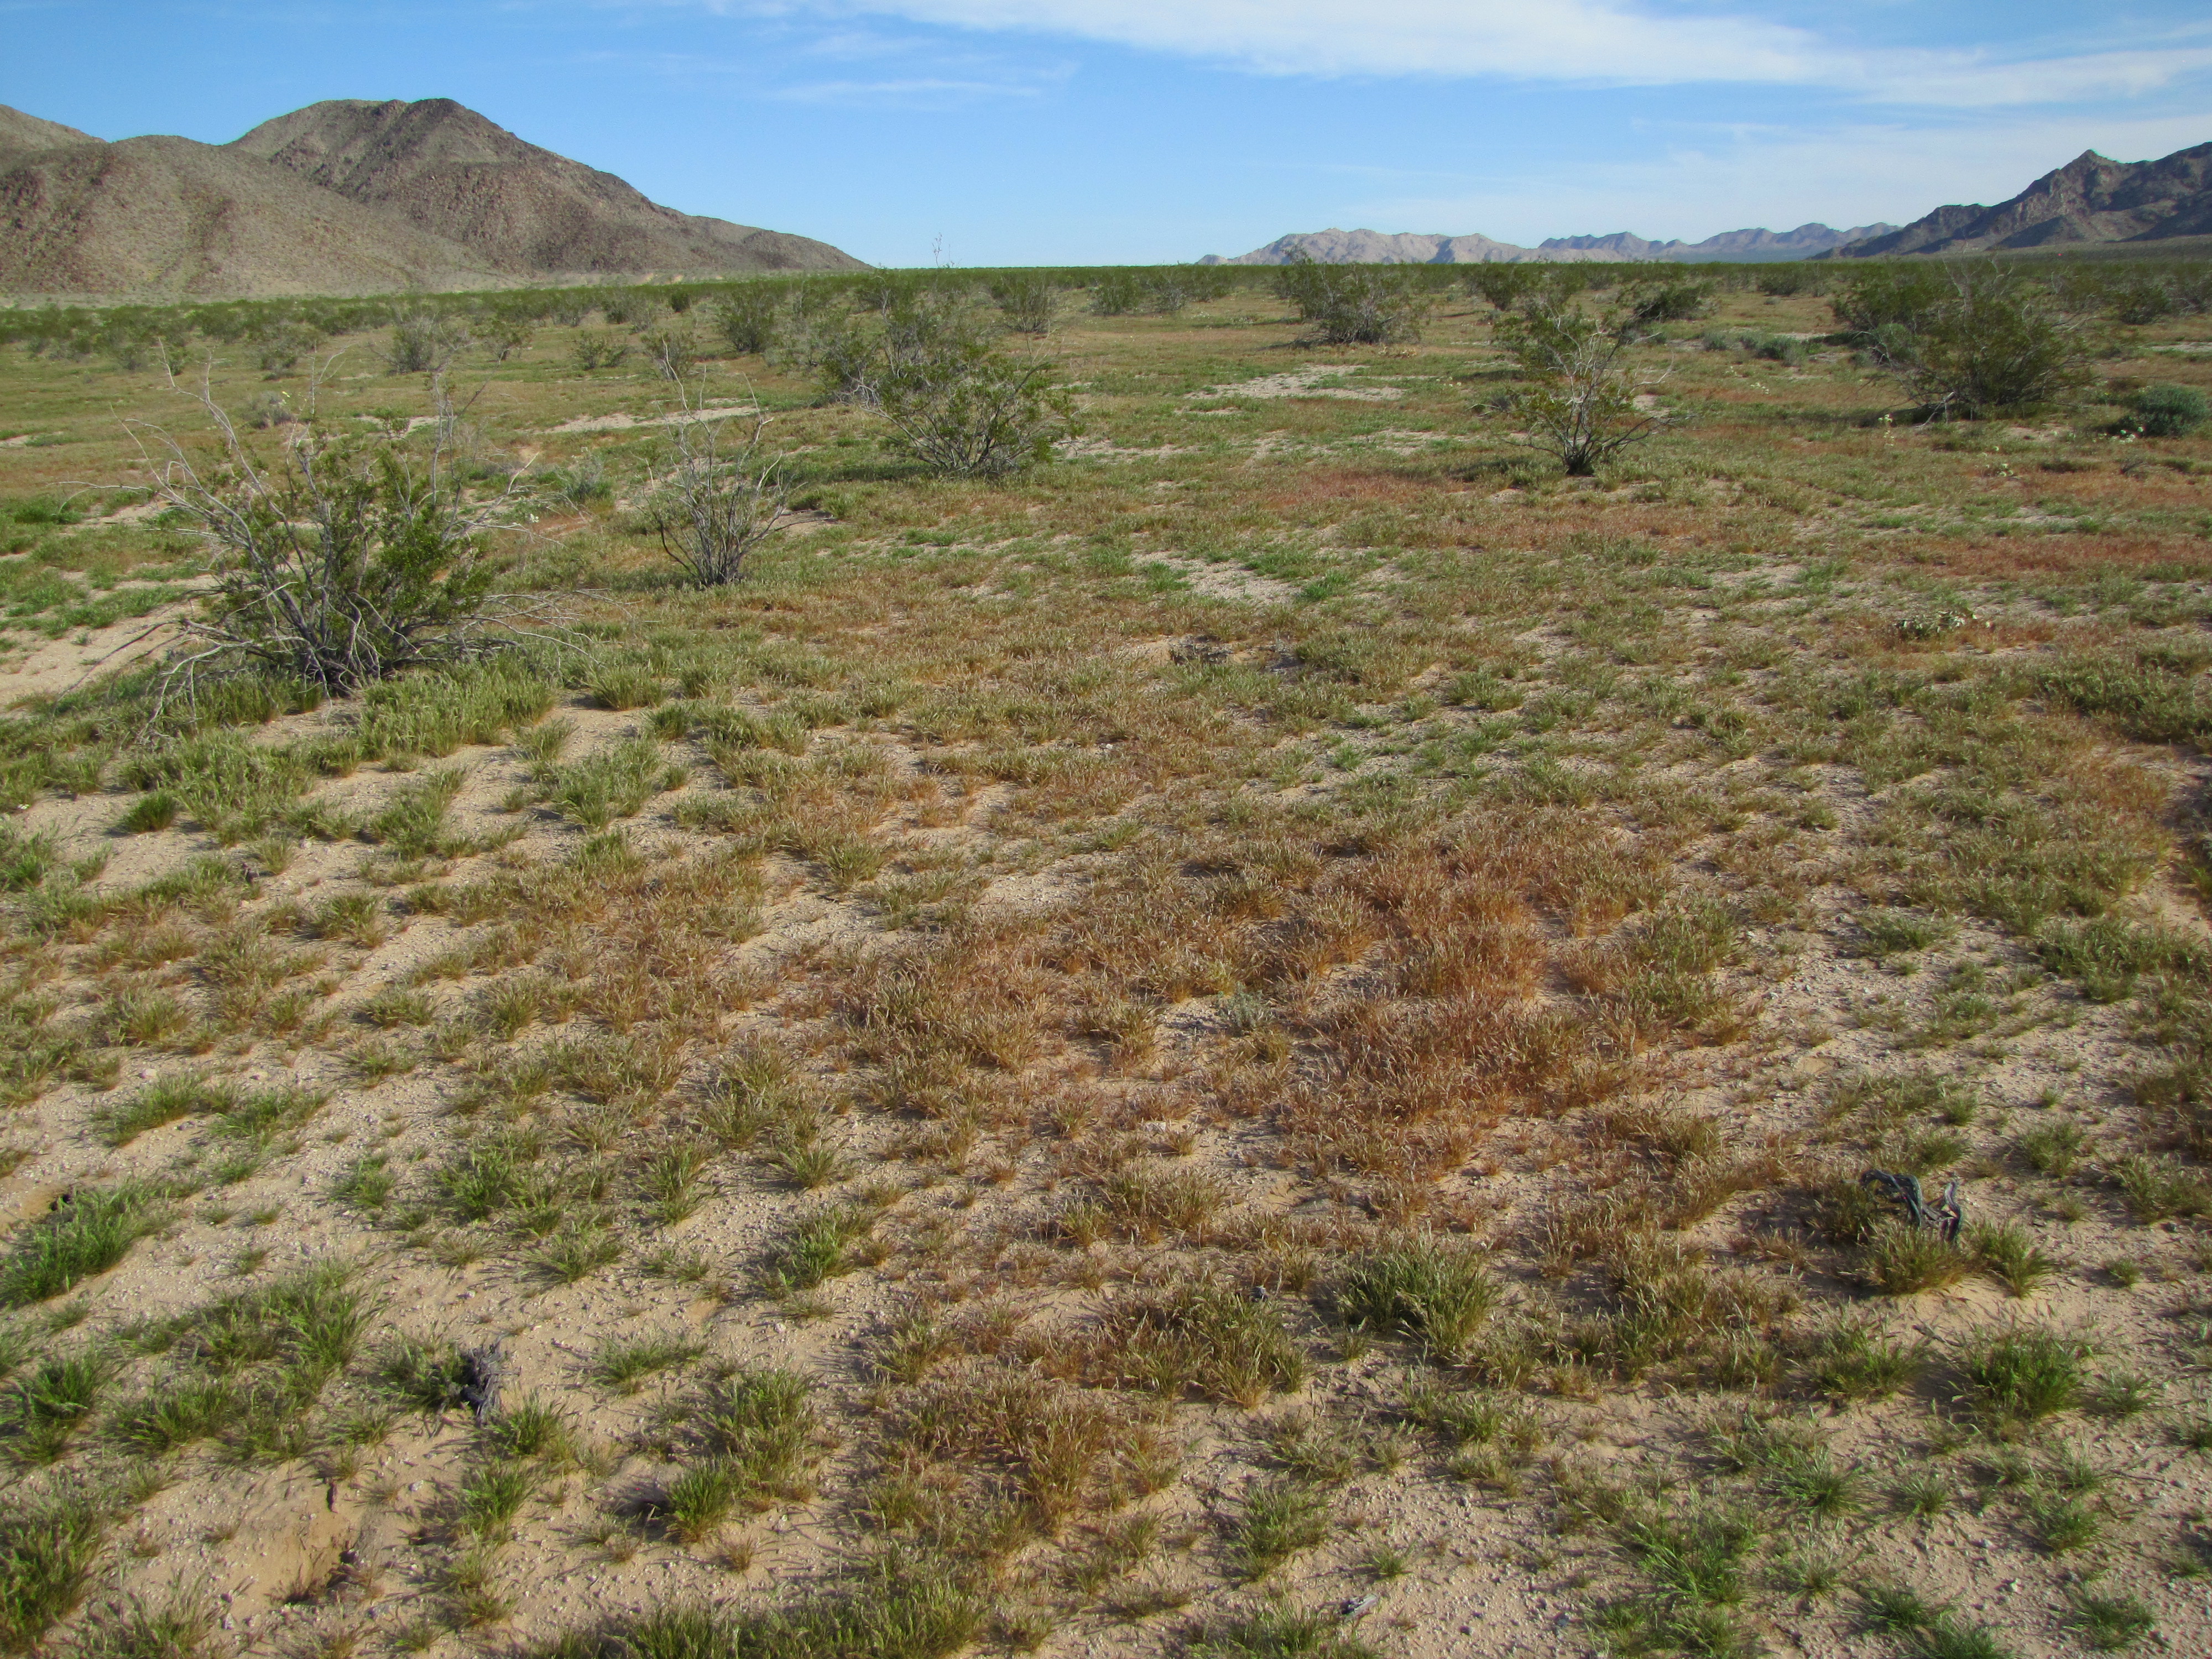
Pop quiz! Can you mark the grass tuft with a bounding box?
[0,1185,165,1306]
[1335,1236,1497,1361]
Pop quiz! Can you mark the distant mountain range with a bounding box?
[0,98,865,299]
[1823,142,2212,257]
[1215,142,2212,269]
[1204,223,1893,267]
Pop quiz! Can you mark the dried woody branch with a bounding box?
[642,376,792,587]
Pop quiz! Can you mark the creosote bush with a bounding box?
[1494,301,1667,476]
[874,331,1074,480]
[1273,259,1432,346]
[146,386,533,693]
[1850,262,2088,420]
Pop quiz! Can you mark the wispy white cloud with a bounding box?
[709,0,2212,106]
[569,36,1065,102]
[766,74,1051,103]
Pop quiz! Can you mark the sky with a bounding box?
[4,1,2210,267]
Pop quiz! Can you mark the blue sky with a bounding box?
[6,1,2210,265]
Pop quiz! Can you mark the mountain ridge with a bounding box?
[228,100,860,279]
[0,107,100,167]
[0,98,863,298]
[1825,143,2212,257]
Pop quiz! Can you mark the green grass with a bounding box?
[590,1333,704,1394]
[1801,1319,1924,1403]
[589,1557,984,1659]
[539,736,675,828]
[2065,1589,2156,1652]
[1968,1222,2059,1297]
[107,1375,242,1454]
[1860,1222,1975,1297]
[1958,1326,2086,1423]
[65,1579,221,1659]
[1188,1607,1379,1659]
[1,1349,116,1463]
[1083,1279,1304,1407]
[0,1184,164,1306]
[1335,1237,1498,1361]
[458,1459,540,1542]
[88,1075,231,1146]
[170,1261,369,1380]
[1230,1477,1333,1579]
[763,1208,872,1294]
[0,1489,107,1651]
[485,1395,578,1465]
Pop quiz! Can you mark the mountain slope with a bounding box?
[229,99,864,276]
[1211,222,1892,266]
[1828,144,2212,257]
[0,134,504,297]
[0,106,101,166]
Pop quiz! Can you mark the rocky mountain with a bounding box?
[0,98,863,298]
[1209,222,1893,266]
[0,134,500,297]
[229,100,862,279]
[1826,143,2212,257]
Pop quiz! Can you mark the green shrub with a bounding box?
[1830,265,1954,336]
[988,273,1056,334]
[150,408,528,694]
[1494,301,1667,476]
[1623,278,1714,325]
[1859,264,2086,419]
[873,320,1075,479]
[1273,260,1431,346]
[712,287,782,356]
[2132,383,2210,438]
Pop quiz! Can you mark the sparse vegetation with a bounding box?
[0,256,2208,1659]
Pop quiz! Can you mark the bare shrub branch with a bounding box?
[641,382,792,587]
